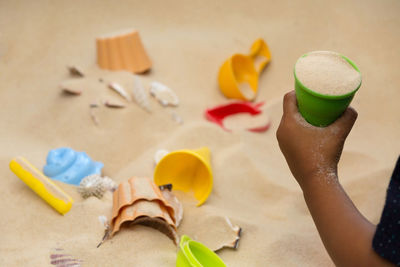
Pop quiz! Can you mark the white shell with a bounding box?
[78,174,117,199]
[160,189,183,227]
[132,76,151,112]
[171,111,183,125]
[60,80,82,95]
[108,82,131,101]
[150,81,179,107]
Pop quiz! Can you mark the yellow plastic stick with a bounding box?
[9,157,74,215]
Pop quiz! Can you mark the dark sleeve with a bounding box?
[372,156,400,266]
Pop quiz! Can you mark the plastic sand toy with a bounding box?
[110,177,179,244]
[43,147,104,185]
[9,157,74,215]
[294,51,362,127]
[205,101,271,132]
[154,147,213,206]
[176,235,227,267]
[96,29,152,74]
[218,39,271,101]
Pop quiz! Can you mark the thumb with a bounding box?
[330,107,358,139]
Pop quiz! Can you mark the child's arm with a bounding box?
[276,91,393,266]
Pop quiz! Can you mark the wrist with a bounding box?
[298,169,339,193]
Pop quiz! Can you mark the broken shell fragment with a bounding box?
[160,186,183,227]
[186,215,242,252]
[150,81,179,107]
[104,100,126,108]
[108,82,131,102]
[67,65,85,77]
[96,29,152,73]
[132,76,151,112]
[60,80,83,95]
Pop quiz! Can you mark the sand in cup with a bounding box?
[294,51,362,127]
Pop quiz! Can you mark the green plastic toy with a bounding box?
[294,53,362,127]
[176,235,227,267]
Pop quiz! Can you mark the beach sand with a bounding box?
[0,0,400,266]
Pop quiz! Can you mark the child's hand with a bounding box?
[276,91,358,189]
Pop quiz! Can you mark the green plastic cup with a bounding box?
[176,235,227,267]
[294,53,362,127]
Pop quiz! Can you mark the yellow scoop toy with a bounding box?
[153,147,212,206]
[218,39,271,101]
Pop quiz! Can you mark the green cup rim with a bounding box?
[179,235,226,267]
[294,51,362,100]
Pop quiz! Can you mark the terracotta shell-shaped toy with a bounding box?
[110,177,178,243]
[96,29,152,74]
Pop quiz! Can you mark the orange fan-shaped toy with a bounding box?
[96,29,152,73]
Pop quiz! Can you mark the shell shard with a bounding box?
[132,76,151,112]
[108,82,131,102]
[60,80,83,95]
[110,177,179,244]
[89,108,100,125]
[219,217,242,250]
[104,100,126,108]
[150,81,179,107]
[171,111,184,124]
[67,65,85,77]
[160,186,183,227]
[50,248,82,267]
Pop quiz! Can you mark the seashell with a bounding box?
[171,111,184,124]
[43,148,104,185]
[67,65,85,77]
[110,177,179,244]
[159,186,183,227]
[104,100,126,108]
[188,215,242,252]
[96,29,152,74]
[132,76,151,112]
[77,174,117,199]
[50,248,82,267]
[154,149,169,165]
[150,81,179,107]
[219,217,242,250]
[60,80,83,95]
[89,108,100,125]
[108,82,131,102]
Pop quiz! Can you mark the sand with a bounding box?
[1,0,400,266]
[295,51,362,95]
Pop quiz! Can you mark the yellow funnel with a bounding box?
[153,147,212,206]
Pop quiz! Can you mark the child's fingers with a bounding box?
[283,91,298,115]
[331,107,358,139]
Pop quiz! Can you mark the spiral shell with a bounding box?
[78,174,117,199]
